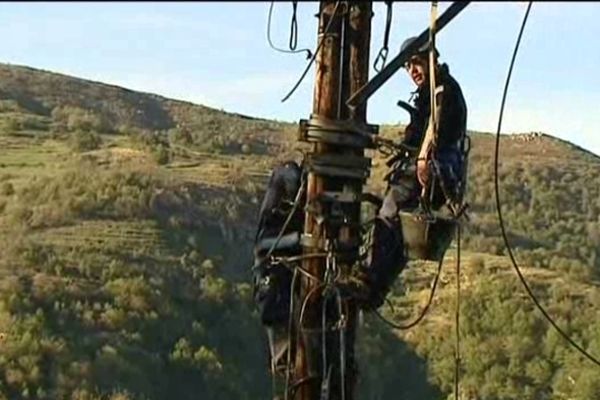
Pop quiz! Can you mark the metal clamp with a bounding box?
[306,153,372,181]
[298,116,379,149]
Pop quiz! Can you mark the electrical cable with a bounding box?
[267,1,313,59]
[494,1,600,368]
[281,1,342,103]
[290,1,299,51]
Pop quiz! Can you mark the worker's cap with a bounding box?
[400,36,439,59]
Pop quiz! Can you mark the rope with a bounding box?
[419,0,439,208]
[284,269,299,400]
[321,289,330,398]
[494,1,600,368]
[428,2,438,141]
[454,225,461,400]
[267,1,312,59]
[281,1,343,103]
[336,288,347,400]
[374,1,393,73]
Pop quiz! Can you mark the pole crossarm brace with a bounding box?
[346,1,470,110]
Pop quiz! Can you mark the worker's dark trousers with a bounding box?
[252,161,407,374]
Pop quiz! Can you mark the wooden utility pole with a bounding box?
[293,1,372,399]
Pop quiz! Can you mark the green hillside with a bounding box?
[0,63,598,400]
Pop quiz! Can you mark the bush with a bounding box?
[51,106,111,133]
[69,130,102,152]
[168,126,193,145]
[1,182,15,196]
[469,255,485,274]
[153,145,171,165]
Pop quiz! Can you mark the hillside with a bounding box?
[0,63,598,399]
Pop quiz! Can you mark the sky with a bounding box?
[0,2,598,156]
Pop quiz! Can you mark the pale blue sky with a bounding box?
[0,2,598,155]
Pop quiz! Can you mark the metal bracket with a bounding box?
[306,153,372,181]
[301,233,324,250]
[298,116,379,149]
[319,191,360,203]
[306,164,369,181]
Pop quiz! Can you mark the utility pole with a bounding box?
[293,1,373,399]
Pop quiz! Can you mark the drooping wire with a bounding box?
[494,1,600,368]
[281,1,343,103]
[267,1,313,59]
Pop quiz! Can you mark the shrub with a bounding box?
[1,182,15,196]
[69,130,102,152]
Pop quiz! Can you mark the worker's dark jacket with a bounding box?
[404,63,467,152]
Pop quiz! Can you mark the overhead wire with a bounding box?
[281,1,343,103]
[267,1,313,59]
[494,1,600,368]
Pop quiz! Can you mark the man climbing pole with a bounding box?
[251,0,470,396]
[252,35,468,394]
[342,35,469,311]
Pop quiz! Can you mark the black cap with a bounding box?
[400,36,439,58]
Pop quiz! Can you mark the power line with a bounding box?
[494,1,600,368]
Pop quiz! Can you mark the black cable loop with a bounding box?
[372,248,446,330]
[267,1,312,59]
[281,1,343,103]
[290,1,299,51]
[494,2,600,368]
[374,1,393,73]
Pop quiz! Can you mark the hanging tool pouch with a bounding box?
[253,161,305,326]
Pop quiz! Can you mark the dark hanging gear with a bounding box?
[252,161,306,390]
[253,161,304,327]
